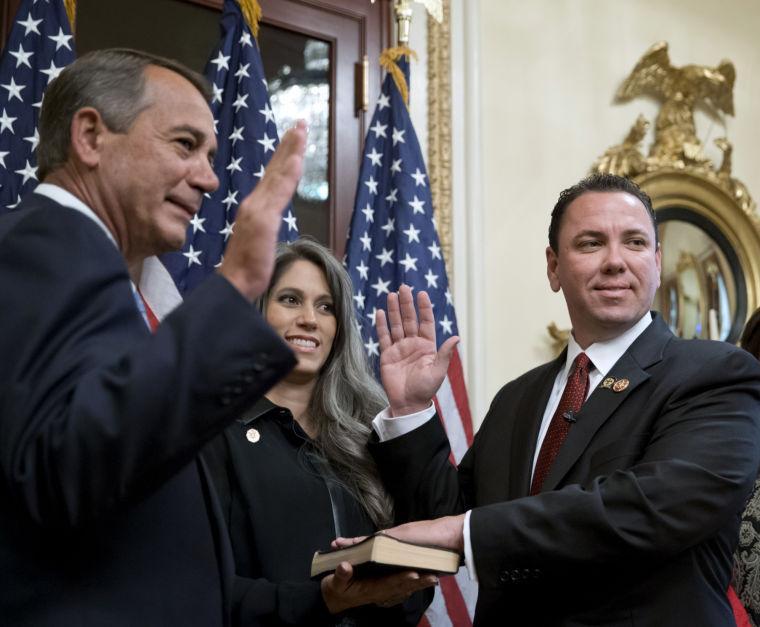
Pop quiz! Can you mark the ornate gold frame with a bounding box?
[636,168,760,321]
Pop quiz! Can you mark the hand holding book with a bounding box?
[320,560,438,614]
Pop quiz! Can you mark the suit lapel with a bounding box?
[541,314,672,492]
[509,354,564,498]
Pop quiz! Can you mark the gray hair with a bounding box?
[263,238,393,527]
[38,48,210,180]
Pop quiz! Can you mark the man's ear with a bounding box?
[546,245,561,293]
[69,107,107,169]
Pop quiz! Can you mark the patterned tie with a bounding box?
[530,352,592,495]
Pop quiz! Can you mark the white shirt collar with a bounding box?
[34,183,117,248]
[564,313,653,378]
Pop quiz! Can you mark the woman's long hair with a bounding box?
[262,238,393,527]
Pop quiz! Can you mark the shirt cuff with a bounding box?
[372,403,436,441]
[463,510,478,581]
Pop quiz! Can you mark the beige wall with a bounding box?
[451,0,760,426]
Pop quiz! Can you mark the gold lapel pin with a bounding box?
[601,377,615,389]
[245,428,261,443]
[612,378,630,393]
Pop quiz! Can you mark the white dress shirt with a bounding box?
[372,312,654,580]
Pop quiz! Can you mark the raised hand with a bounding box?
[320,561,437,614]
[376,284,459,416]
[219,120,307,301]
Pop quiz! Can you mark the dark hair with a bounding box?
[740,307,760,360]
[38,48,210,180]
[548,173,658,252]
[262,238,393,527]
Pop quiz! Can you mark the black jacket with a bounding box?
[0,195,296,626]
[203,398,430,626]
[371,315,760,626]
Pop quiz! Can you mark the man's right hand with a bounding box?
[219,120,307,302]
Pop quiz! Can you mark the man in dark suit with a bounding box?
[0,49,305,625]
[360,174,760,626]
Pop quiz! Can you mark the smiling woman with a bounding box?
[201,238,433,626]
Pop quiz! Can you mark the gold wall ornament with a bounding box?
[547,322,571,357]
[593,41,754,215]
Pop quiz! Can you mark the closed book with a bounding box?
[311,533,460,578]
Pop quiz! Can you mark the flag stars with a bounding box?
[15,159,36,184]
[375,248,394,267]
[445,288,453,306]
[182,245,203,267]
[0,109,16,134]
[355,260,369,280]
[234,63,250,81]
[2,77,25,102]
[253,165,265,179]
[239,32,253,47]
[377,93,391,110]
[403,224,420,243]
[283,210,298,231]
[361,204,374,223]
[389,159,402,175]
[385,188,398,205]
[392,127,406,145]
[364,176,378,195]
[371,277,390,296]
[360,231,372,251]
[48,27,73,51]
[222,190,239,210]
[228,126,244,145]
[367,307,380,324]
[411,168,427,186]
[258,133,276,153]
[18,14,42,36]
[364,336,380,357]
[23,128,39,151]
[370,120,387,138]
[211,83,223,104]
[428,241,442,260]
[424,269,439,289]
[226,157,243,173]
[40,60,64,82]
[399,253,418,272]
[381,218,395,236]
[259,103,275,123]
[232,92,249,112]
[353,291,366,310]
[439,315,453,335]
[0,150,9,168]
[366,147,382,166]
[408,195,425,214]
[9,44,33,68]
[189,214,206,234]
[210,51,230,72]
[219,221,234,241]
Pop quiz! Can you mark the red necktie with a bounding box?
[530,352,592,495]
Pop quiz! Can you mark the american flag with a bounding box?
[0,0,75,212]
[140,0,297,321]
[344,52,477,627]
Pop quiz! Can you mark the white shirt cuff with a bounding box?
[463,509,478,581]
[372,403,436,441]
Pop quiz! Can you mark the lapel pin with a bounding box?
[601,377,615,389]
[245,428,261,443]
[612,378,630,393]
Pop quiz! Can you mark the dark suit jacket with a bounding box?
[0,194,296,626]
[371,315,760,626]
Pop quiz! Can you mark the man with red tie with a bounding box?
[359,174,760,626]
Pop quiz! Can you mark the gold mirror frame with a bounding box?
[636,168,760,341]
